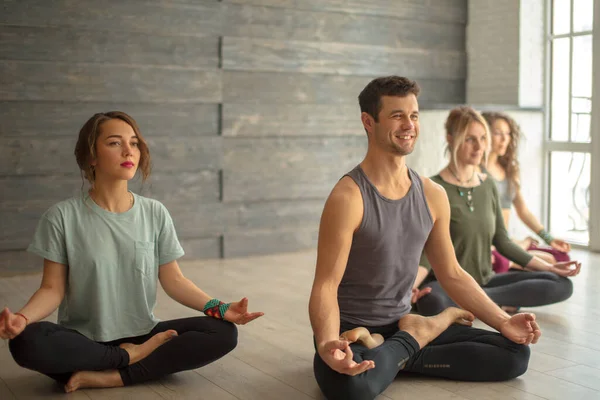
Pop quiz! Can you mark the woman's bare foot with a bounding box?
[65,370,123,393]
[119,329,177,365]
[340,327,385,349]
[398,307,474,349]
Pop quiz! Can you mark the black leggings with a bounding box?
[8,316,237,385]
[313,320,530,400]
[416,270,573,316]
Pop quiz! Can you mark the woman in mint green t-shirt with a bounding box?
[0,111,264,393]
[416,106,580,316]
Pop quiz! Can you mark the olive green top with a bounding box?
[421,174,533,285]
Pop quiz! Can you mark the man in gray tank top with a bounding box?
[308,76,542,400]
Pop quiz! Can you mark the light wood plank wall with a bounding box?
[0,0,467,273]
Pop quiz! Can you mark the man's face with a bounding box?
[366,94,420,156]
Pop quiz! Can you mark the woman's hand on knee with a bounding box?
[549,261,581,277]
[0,307,27,340]
[223,297,264,325]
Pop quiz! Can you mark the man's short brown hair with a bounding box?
[358,76,420,122]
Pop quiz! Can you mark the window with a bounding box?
[546,0,596,247]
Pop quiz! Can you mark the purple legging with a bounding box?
[492,244,570,273]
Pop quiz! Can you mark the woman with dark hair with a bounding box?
[0,111,263,393]
[481,112,571,274]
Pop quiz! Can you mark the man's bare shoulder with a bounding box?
[322,176,363,229]
[327,176,361,204]
[420,176,449,221]
[420,176,444,195]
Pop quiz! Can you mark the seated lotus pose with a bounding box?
[0,111,263,393]
[309,76,542,400]
[481,111,571,274]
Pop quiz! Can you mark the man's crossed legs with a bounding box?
[314,308,530,400]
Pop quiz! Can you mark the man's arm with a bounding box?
[308,177,374,375]
[421,178,511,331]
[309,177,362,346]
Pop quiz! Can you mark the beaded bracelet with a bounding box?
[537,229,555,245]
[203,299,231,319]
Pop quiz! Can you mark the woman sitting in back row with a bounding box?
[415,106,580,315]
[481,111,571,274]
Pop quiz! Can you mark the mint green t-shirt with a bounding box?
[27,193,185,342]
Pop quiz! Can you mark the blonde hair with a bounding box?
[444,106,491,169]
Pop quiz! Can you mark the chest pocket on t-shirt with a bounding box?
[134,241,156,277]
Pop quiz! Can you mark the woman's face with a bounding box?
[91,118,141,182]
[455,122,488,166]
[490,118,512,156]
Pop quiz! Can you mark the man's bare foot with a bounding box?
[65,370,123,393]
[340,327,384,349]
[398,307,474,349]
[119,329,177,365]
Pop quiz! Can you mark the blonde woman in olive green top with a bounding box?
[426,175,531,285]
[416,106,581,316]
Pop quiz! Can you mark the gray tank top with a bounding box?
[338,165,434,326]
[482,167,514,209]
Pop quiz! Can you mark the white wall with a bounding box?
[519,0,545,108]
[407,110,449,177]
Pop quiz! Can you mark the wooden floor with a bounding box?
[1,248,599,400]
